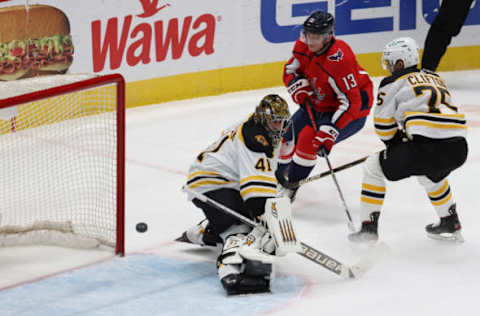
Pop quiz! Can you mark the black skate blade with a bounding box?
[427,231,464,243]
[174,232,193,244]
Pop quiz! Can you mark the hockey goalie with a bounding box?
[177,94,301,295]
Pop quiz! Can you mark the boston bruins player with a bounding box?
[177,95,292,295]
[348,37,468,243]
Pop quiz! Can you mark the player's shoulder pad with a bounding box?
[240,117,274,158]
[379,67,419,89]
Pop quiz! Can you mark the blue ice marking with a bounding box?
[0,254,305,316]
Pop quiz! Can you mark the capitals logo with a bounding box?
[328,49,343,62]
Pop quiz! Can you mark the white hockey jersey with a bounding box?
[186,116,277,201]
[374,68,467,143]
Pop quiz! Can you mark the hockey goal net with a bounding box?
[0,74,125,255]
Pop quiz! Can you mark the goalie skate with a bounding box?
[175,219,222,247]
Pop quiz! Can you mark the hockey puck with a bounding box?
[136,222,148,233]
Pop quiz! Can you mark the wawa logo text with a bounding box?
[91,0,216,72]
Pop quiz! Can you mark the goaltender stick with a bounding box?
[177,95,301,295]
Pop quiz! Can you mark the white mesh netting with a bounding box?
[0,74,123,250]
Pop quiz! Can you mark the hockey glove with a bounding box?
[287,77,314,105]
[312,124,339,156]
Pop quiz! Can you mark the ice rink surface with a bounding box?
[0,70,479,315]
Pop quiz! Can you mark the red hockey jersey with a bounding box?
[283,35,373,129]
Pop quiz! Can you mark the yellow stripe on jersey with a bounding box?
[374,116,398,140]
[188,179,232,189]
[240,175,277,198]
[188,170,222,180]
[240,175,277,185]
[240,187,276,198]
[374,117,396,124]
[405,112,465,120]
[404,112,466,130]
[405,121,467,130]
[403,111,466,139]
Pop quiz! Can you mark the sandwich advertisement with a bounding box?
[0,0,478,106]
[0,3,73,81]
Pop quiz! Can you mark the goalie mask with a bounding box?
[381,37,419,72]
[254,94,291,147]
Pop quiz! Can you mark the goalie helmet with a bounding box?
[254,94,291,147]
[303,10,334,35]
[381,37,419,72]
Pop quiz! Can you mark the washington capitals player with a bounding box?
[276,10,374,199]
[348,37,468,243]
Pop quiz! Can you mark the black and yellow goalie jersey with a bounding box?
[186,116,277,201]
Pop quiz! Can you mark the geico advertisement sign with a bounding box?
[91,2,216,73]
[261,0,480,43]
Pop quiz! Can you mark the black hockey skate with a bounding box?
[426,204,464,242]
[220,260,272,295]
[175,219,222,247]
[348,212,380,243]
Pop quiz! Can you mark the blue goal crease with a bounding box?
[0,254,305,316]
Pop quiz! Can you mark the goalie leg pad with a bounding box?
[217,231,273,295]
[262,197,302,256]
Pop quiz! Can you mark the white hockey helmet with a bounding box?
[381,37,419,72]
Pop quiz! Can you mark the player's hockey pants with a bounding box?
[192,189,251,236]
[379,136,468,183]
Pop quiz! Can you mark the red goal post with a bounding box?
[0,74,125,255]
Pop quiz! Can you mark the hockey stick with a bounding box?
[298,155,368,186]
[182,185,384,279]
[304,101,356,232]
[323,153,356,232]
